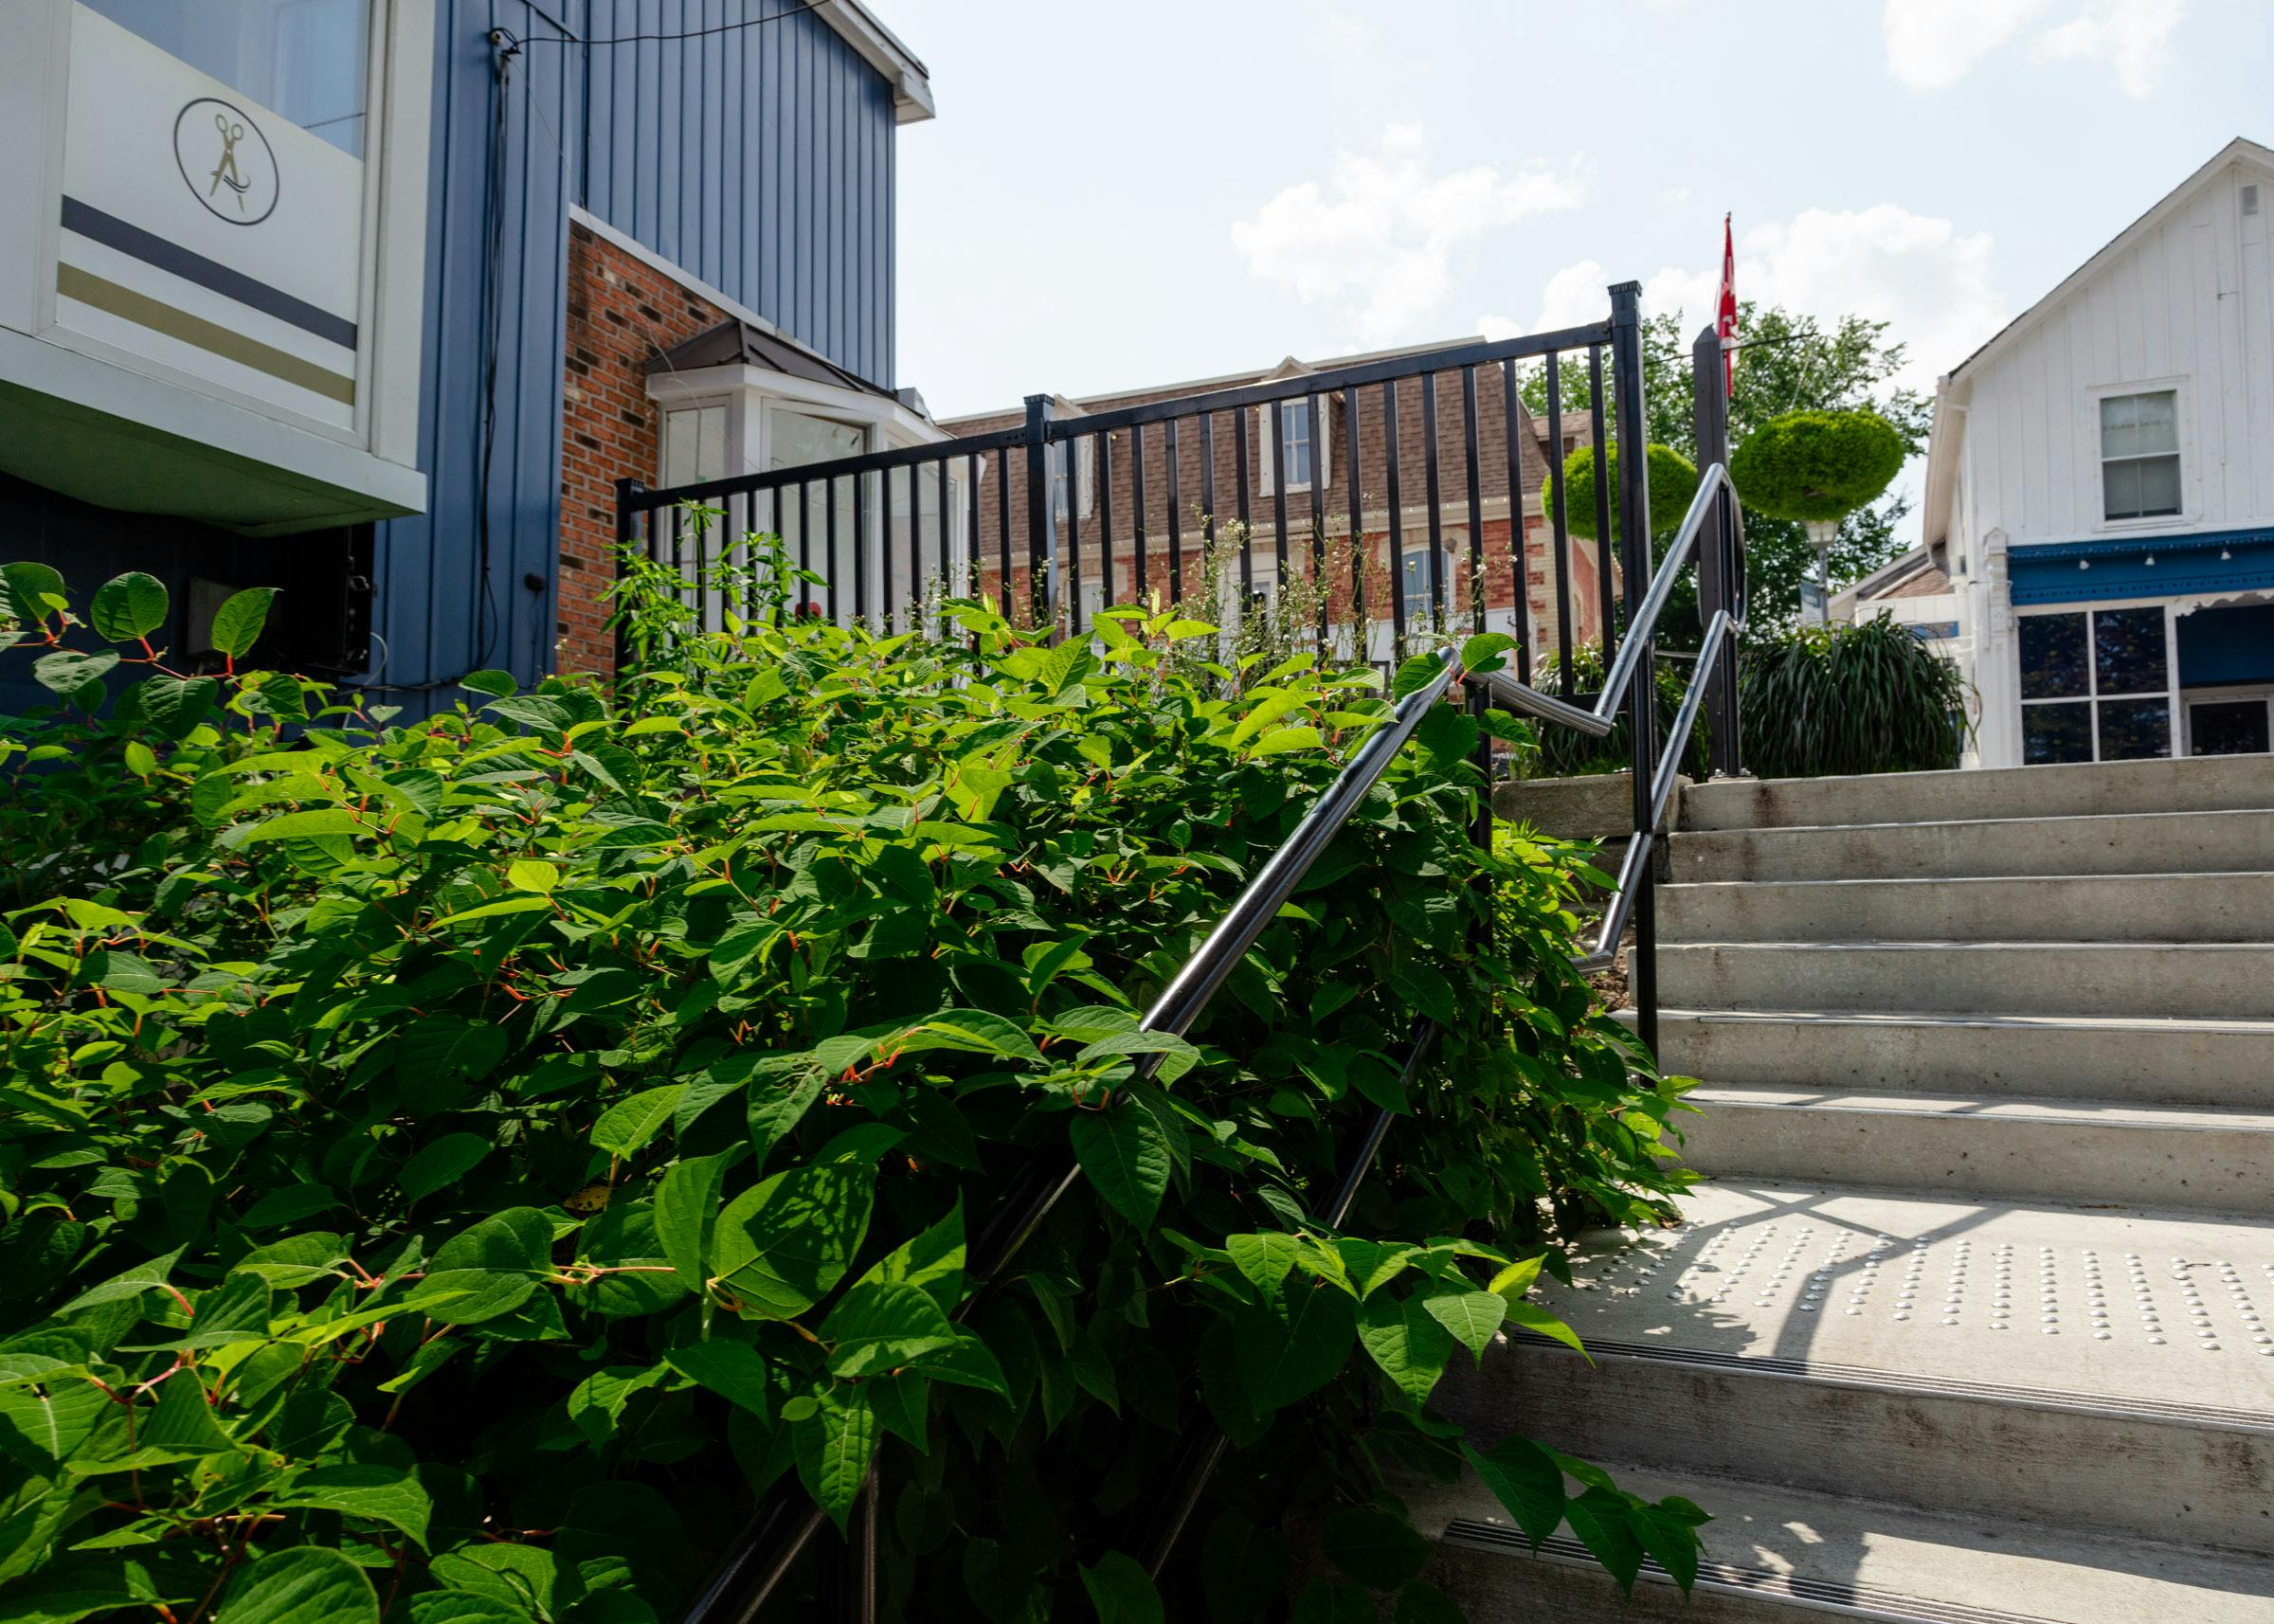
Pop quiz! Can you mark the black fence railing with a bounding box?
[619,320,1631,684]
[622,284,1745,1622]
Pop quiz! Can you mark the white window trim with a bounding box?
[2083,378,2191,535]
[1256,393,1331,496]
[2013,597,2182,762]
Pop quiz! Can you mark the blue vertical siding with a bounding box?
[364,0,575,705]
[365,0,900,705]
[580,0,897,388]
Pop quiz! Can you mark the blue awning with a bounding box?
[2010,526,2274,604]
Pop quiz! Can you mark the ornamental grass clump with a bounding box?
[1741,613,1974,779]
[0,534,1703,1624]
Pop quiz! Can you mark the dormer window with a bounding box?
[2099,389,2180,521]
[1257,397,1331,493]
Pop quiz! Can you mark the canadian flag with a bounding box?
[1716,214,1738,398]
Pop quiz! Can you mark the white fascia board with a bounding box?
[1919,377,1968,550]
[813,0,934,124]
[646,362,948,446]
[0,324,427,514]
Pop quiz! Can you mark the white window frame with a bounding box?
[2014,597,2182,764]
[2084,379,2190,533]
[1256,394,1331,496]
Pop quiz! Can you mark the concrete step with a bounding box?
[1655,941,2274,1020]
[1681,753,2274,832]
[1666,807,2273,883]
[1674,1087,2274,1215]
[1657,871,2274,945]
[1412,1463,2274,1623]
[1438,1183,2274,1559]
[1640,1009,2274,1110]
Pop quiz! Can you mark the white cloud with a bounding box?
[2031,0,2187,97]
[1232,127,1591,344]
[1882,0,2052,92]
[1520,204,2009,390]
[1882,0,2186,96]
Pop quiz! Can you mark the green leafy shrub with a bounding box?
[1728,409,1905,524]
[1552,443,1700,542]
[1741,614,1973,778]
[0,541,1703,1623]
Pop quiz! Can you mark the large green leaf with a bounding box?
[1355,1291,1453,1406]
[1077,1552,1164,1624]
[276,1465,433,1548]
[399,1133,491,1204]
[1563,1488,1645,1596]
[1462,1434,1566,1549]
[1070,1110,1171,1229]
[208,586,277,659]
[653,1150,731,1291]
[1419,1286,1506,1362]
[791,1384,876,1531]
[1318,1507,1430,1591]
[89,572,169,642]
[711,1164,875,1320]
[216,1547,379,1624]
[590,1085,684,1159]
[821,1282,956,1378]
[1234,1278,1358,1413]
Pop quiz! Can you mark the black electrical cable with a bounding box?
[497,0,826,50]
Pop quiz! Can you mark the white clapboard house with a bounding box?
[1839,136,2274,768]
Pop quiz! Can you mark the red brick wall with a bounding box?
[557,223,739,678]
[946,371,1613,665]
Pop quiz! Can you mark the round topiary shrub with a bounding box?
[1728,409,1906,524]
[1555,443,1700,542]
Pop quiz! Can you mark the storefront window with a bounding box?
[2017,605,2174,764]
[81,0,374,157]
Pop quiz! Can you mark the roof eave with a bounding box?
[814,0,935,123]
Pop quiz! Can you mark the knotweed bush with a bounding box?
[1742,614,1973,779]
[0,539,1702,1624]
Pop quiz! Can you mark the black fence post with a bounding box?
[1609,282,1659,1056]
[1691,324,1742,779]
[612,477,643,678]
[1023,394,1055,634]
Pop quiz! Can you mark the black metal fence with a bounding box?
[619,309,1641,686]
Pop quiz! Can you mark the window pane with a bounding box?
[2133,454,2180,516]
[2023,703,2093,765]
[2189,700,2271,756]
[2094,606,2167,694]
[2103,459,2141,520]
[2018,613,2089,699]
[2131,391,2178,454]
[2096,698,2170,760]
[85,0,373,156]
[2099,393,2137,457]
[770,409,863,470]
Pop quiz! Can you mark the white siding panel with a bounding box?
[1964,159,2274,546]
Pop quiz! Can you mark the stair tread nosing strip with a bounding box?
[1445,1523,2076,1624]
[1516,1334,2274,1432]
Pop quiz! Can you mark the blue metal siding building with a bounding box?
[369,0,911,701]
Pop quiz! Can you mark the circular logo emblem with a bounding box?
[173,98,279,226]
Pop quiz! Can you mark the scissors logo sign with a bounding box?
[172,98,279,225]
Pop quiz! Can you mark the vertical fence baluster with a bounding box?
[1506,360,1533,682]
[1589,346,1615,675]
[966,453,981,604]
[855,469,870,630]
[1383,380,1406,659]
[1234,404,1254,604]
[1096,430,1114,618]
[1609,283,1658,1056]
[1345,387,1363,663]
[1422,371,1444,633]
[1270,398,1290,604]
[1308,391,1326,651]
[1165,417,1183,604]
[1461,365,1483,636]
[936,457,951,619]
[1131,423,1150,606]
[1024,396,1053,633]
[826,473,840,625]
[1066,433,1084,636]
[996,450,1011,616]
[1199,412,1217,604]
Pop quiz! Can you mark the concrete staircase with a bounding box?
[1429,753,2274,1621]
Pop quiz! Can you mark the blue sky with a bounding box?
[888,0,2268,432]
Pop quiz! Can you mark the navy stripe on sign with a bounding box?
[59,197,358,352]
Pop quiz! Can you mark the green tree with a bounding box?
[1521,304,1931,644]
